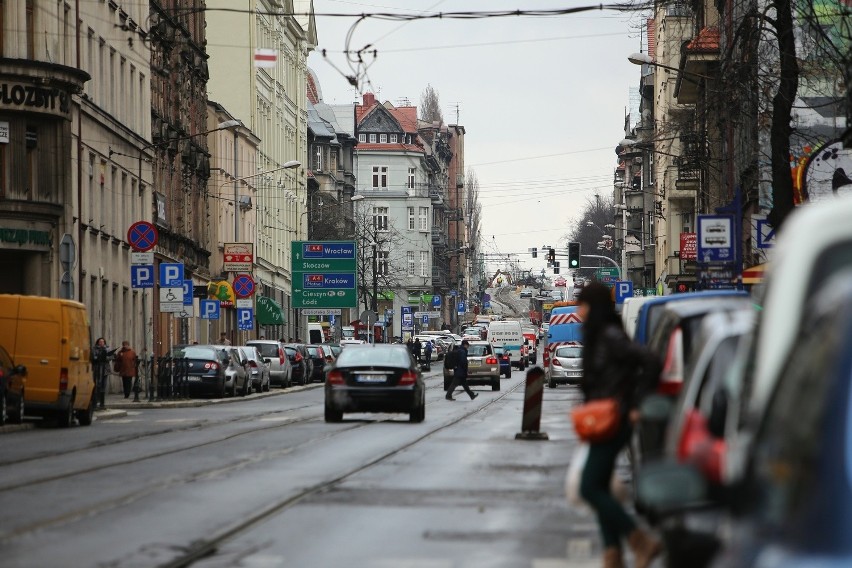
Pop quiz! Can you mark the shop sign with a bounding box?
[0,225,51,251]
[0,82,72,118]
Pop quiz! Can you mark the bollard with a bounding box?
[516,366,549,440]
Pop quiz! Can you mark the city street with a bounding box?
[0,361,617,568]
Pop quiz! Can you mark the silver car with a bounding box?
[246,340,292,388]
[547,344,582,387]
[443,341,500,391]
[223,347,252,397]
[240,345,271,392]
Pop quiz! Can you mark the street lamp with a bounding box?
[627,52,713,81]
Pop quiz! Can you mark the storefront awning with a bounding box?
[742,263,767,285]
[257,296,286,325]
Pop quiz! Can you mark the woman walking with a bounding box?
[576,282,662,568]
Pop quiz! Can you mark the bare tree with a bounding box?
[352,206,407,312]
[465,169,484,286]
[419,84,443,124]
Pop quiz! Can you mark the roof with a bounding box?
[647,18,656,58]
[356,143,423,153]
[686,26,719,52]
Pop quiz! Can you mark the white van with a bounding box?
[621,296,652,339]
[487,320,526,369]
[307,323,324,344]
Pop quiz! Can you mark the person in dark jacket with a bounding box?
[114,341,139,399]
[576,282,662,568]
[91,337,116,409]
[413,338,422,362]
[445,340,477,401]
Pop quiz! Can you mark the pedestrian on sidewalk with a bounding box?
[423,340,433,369]
[446,340,477,401]
[91,337,116,409]
[217,332,231,345]
[575,282,662,568]
[413,338,422,362]
[113,341,139,399]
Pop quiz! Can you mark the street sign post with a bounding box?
[614,281,633,304]
[159,263,184,287]
[182,280,193,306]
[291,241,357,308]
[223,243,254,272]
[697,215,735,262]
[159,287,184,312]
[130,265,154,289]
[237,308,254,330]
[199,300,221,320]
[232,274,256,298]
[301,308,342,316]
[595,267,620,283]
[127,221,158,252]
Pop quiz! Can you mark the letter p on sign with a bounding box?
[615,281,633,304]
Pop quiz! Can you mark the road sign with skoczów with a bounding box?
[291,240,357,309]
[596,267,619,283]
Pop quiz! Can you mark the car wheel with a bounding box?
[77,392,95,426]
[548,378,556,389]
[57,393,75,428]
[229,381,237,397]
[506,368,512,378]
[0,391,7,426]
[218,380,227,399]
[9,390,24,424]
[324,402,343,422]
[242,379,251,396]
[410,403,425,423]
[492,378,500,391]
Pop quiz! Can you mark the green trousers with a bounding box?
[579,424,636,548]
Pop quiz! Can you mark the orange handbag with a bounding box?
[571,398,621,442]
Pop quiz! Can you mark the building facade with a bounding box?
[206,0,316,340]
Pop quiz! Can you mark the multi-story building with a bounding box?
[206,0,316,340]
[446,125,467,327]
[354,93,434,339]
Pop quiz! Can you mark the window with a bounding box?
[26,0,34,58]
[420,251,428,277]
[407,251,415,276]
[408,207,415,230]
[372,207,388,231]
[371,166,388,189]
[419,207,429,231]
[379,133,387,143]
[314,145,323,171]
[329,149,338,172]
[377,250,389,275]
[390,134,398,143]
[358,133,366,143]
[407,167,415,189]
[369,133,377,143]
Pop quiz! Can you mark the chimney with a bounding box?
[362,92,376,107]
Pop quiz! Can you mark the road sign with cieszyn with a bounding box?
[596,267,619,283]
[291,241,357,308]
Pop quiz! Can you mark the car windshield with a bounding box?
[493,347,505,355]
[335,346,411,368]
[249,343,279,358]
[467,344,490,356]
[242,349,259,361]
[284,347,298,357]
[306,347,321,356]
[555,346,582,358]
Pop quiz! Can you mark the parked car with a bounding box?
[0,345,27,425]
[246,340,292,388]
[240,345,271,393]
[283,343,312,386]
[322,343,343,358]
[633,296,754,471]
[169,345,239,398]
[492,345,512,378]
[443,340,500,391]
[324,344,425,423]
[546,344,582,388]
[305,345,330,382]
[632,290,750,345]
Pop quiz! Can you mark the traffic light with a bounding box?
[568,242,580,269]
[531,247,537,258]
[548,247,556,264]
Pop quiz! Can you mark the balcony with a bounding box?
[430,188,445,207]
[432,267,448,288]
[675,158,701,190]
[625,190,645,212]
[431,226,448,247]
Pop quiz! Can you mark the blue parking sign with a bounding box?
[159,263,184,286]
[131,265,154,289]
[199,300,220,320]
[182,280,193,305]
[614,281,633,304]
[237,307,254,330]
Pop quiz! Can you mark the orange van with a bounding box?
[0,295,94,427]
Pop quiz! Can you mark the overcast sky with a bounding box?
[309,1,645,279]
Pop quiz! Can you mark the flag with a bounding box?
[254,48,277,68]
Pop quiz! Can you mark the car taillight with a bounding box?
[295,353,303,362]
[327,370,344,385]
[60,368,69,391]
[552,359,562,366]
[249,360,258,368]
[659,327,684,396]
[279,348,286,366]
[543,349,550,368]
[204,362,219,370]
[485,357,497,365]
[398,370,417,385]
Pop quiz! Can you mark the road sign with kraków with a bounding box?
[291,241,357,308]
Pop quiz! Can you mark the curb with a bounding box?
[105,381,324,410]
[95,409,129,420]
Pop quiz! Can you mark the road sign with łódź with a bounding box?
[291,241,357,309]
[596,267,620,283]
[232,274,256,298]
[127,221,158,252]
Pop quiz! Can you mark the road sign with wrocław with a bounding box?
[291,241,358,309]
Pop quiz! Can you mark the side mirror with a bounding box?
[14,364,27,376]
[635,461,708,519]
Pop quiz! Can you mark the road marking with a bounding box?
[259,417,293,422]
[155,418,193,423]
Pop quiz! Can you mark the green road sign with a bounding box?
[595,267,620,282]
[291,240,358,309]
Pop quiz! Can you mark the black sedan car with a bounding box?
[283,343,312,386]
[305,345,331,383]
[324,344,425,423]
[0,345,26,425]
